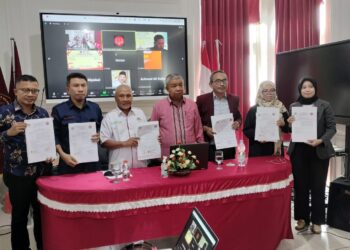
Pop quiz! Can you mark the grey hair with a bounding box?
[115,84,132,93]
[256,80,276,104]
[165,73,184,86]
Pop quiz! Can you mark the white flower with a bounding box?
[188,151,192,155]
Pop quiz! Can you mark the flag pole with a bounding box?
[10,38,15,84]
[9,38,22,101]
[215,39,222,70]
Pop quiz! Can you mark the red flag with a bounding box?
[0,67,10,174]
[0,67,11,105]
[9,40,22,102]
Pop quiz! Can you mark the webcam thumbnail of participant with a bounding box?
[66,30,103,70]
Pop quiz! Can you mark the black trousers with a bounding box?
[290,143,329,225]
[3,173,43,250]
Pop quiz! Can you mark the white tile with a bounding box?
[277,224,350,250]
[0,209,37,250]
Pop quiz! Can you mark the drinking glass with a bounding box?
[215,150,224,170]
[110,163,121,183]
[122,162,130,182]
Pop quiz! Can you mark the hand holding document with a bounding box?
[255,107,280,142]
[137,121,161,160]
[291,106,317,142]
[25,118,56,164]
[211,113,237,149]
[69,122,99,164]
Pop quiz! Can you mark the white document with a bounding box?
[69,122,99,164]
[255,107,280,142]
[136,121,161,160]
[291,106,317,142]
[25,118,56,164]
[211,113,237,149]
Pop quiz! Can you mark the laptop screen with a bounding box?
[174,208,219,250]
[169,143,209,170]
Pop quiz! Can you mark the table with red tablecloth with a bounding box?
[37,156,293,250]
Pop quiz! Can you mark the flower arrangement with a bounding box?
[166,146,199,173]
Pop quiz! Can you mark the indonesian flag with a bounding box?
[199,43,212,94]
[199,40,220,95]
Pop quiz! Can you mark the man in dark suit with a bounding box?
[196,70,242,161]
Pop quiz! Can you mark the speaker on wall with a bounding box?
[327,177,350,232]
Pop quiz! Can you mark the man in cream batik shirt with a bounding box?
[100,85,147,168]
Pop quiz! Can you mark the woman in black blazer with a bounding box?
[243,80,289,157]
[287,77,336,234]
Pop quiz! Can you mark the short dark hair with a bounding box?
[209,70,226,83]
[119,71,127,76]
[15,74,38,85]
[66,72,87,86]
[154,34,164,42]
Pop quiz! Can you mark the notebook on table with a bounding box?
[169,143,209,170]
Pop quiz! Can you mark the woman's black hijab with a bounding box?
[297,77,319,105]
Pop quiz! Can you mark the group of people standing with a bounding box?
[243,77,336,235]
[0,70,336,249]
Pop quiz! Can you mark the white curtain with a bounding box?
[249,0,275,106]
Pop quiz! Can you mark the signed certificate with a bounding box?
[211,113,237,149]
[255,107,280,142]
[291,106,317,142]
[25,118,56,164]
[137,121,161,160]
[69,122,99,164]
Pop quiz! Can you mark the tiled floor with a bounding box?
[0,209,37,250]
[1,206,350,250]
[277,224,350,250]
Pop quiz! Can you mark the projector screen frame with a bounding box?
[39,12,189,103]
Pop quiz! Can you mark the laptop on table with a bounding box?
[117,207,218,250]
[173,207,219,250]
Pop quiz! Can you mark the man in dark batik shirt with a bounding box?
[51,72,103,174]
[0,74,52,250]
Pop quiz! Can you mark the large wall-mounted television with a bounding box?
[276,39,350,124]
[40,13,188,102]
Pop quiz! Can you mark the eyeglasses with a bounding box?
[213,78,227,85]
[17,88,40,94]
[262,89,276,93]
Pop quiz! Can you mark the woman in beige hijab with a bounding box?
[243,80,289,157]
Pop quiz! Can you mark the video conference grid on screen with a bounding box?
[40,14,188,100]
[175,208,218,250]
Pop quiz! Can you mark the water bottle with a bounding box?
[122,160,130,181]
[161,156,168,178]
[237,139,246,167]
